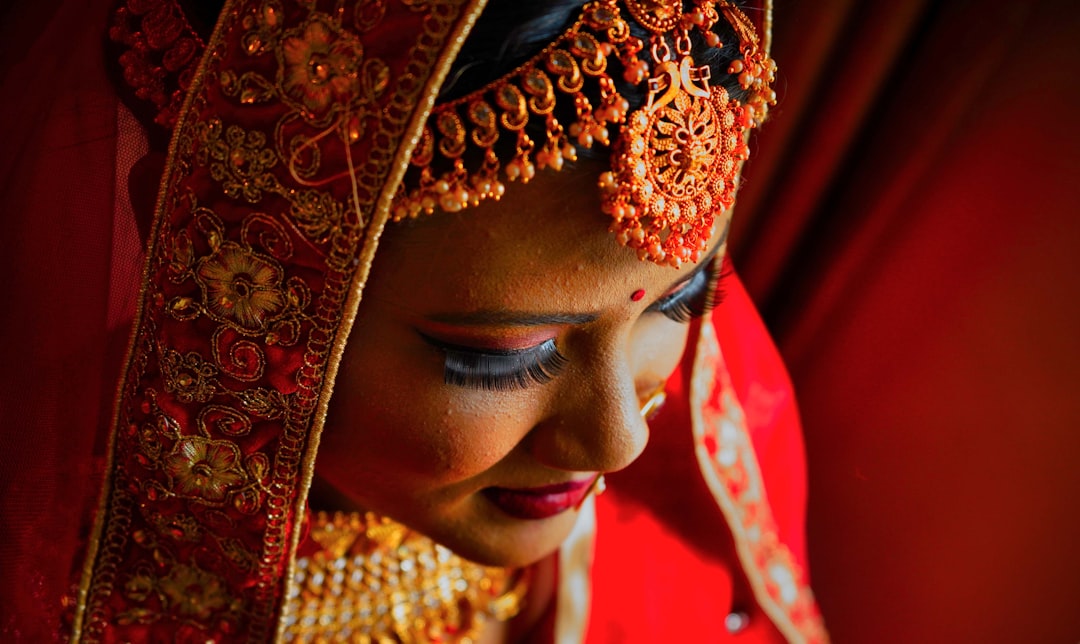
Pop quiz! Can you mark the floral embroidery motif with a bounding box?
[115,528,245,630]
[163,436,246,503]
[289,188,347,243]
[234,386,286,419]
[199,120,280,202]
[118,561,242,628]
[161,349,218,403]
[281,17,365,117]
[77,0,472,640]
[196,242,287,331]
[159,564,235,621]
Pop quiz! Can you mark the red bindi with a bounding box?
[630,289,646,302]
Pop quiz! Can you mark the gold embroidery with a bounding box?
[218,536,261,573]
[234,385,287,418]
[151,513,203,543]
[163,436,248,503]
[280,16,370,118]
[690,317,829,643]
[197,242,288,330]
[198,403,254,438]
[115,545,244,629]
[288,187,348,243]
[158,563,237,621]
[76,1,534,640]
[197,119,281,202]
[161,349,219,403]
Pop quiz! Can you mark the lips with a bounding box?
[483,477,597,520]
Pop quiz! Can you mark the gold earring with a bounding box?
[639,386,667,419]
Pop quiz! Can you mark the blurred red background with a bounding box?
[734,1,1080,641]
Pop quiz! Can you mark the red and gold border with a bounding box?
[689,316,829,643]
[72,1,487,640]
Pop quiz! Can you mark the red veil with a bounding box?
[0,1,823,640]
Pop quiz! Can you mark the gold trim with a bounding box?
[280,0,492,638]
[75,2,489,639]
[70,2,242,640]
[689,317,827,643]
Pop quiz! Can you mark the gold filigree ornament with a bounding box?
[282,512,529,643]
[391,0,776,267]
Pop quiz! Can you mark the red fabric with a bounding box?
[588,270,807,642]
[0,1,130,639]
[0,1,816,640]
[734,1,1080,641]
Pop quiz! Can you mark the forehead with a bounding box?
[370,164,686,312]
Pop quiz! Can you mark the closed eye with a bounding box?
[420,334,569,392]
[646,255,729,323]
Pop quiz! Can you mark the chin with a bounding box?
[417,499,584,569]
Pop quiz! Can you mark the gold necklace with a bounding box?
[281,511,528,643]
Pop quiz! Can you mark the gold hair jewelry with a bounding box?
[391,0,776,268]
[282,511,529,642]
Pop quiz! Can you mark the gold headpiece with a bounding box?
[392,0,776,267]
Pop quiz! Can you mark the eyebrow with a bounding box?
[425,310,601,327]
[424,220,730,328]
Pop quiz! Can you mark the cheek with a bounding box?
[322,338,534,489]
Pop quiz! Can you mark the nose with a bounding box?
[528,354,652,474]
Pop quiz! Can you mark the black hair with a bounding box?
[439,0,751,106]
[431,0,752,166]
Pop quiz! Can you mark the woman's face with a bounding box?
[316,163,728,567]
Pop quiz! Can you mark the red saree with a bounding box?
[0,0,824,640]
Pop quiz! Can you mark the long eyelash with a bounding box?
[441,339,569,392]
[657,256,731,323]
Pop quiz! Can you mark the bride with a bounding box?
[0,0,827,641]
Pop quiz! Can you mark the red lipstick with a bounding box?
[484,477,597,520]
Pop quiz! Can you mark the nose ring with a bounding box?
[639,385,667,420]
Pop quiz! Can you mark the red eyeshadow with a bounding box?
[418,320,558,351]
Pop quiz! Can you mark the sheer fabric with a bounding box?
[0,2,138,639]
